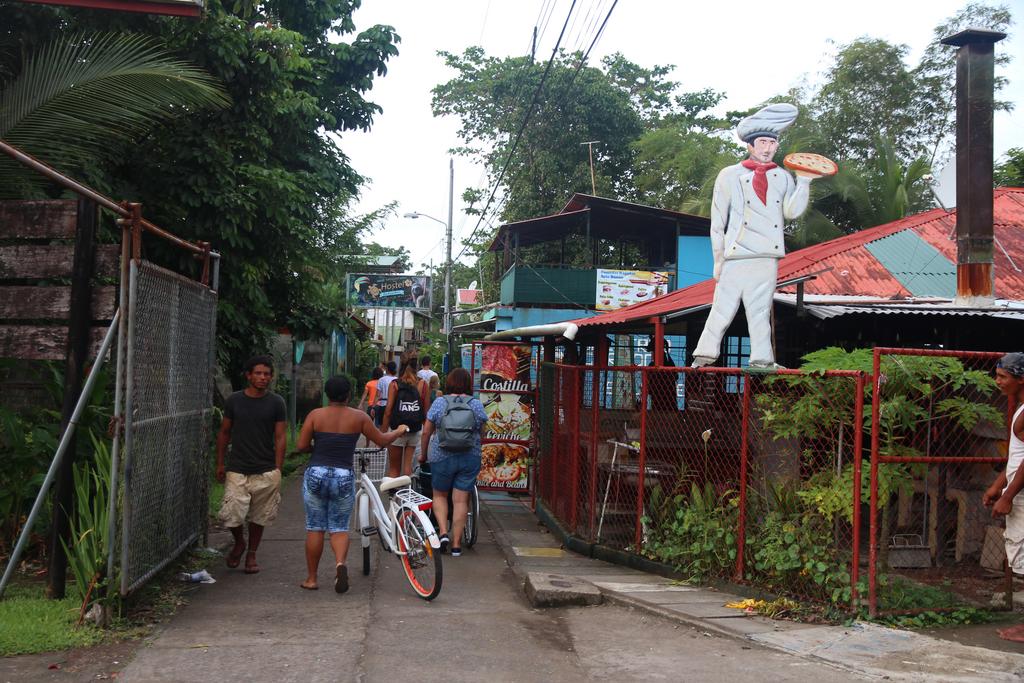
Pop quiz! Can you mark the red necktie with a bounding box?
[741,159,777,205]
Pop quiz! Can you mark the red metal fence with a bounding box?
[535,348,1016,615]
[868,348,1013,616]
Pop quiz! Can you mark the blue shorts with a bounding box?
[429,453,481,492]
[303,466,355,533]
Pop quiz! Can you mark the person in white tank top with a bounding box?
[984,352,1024,575]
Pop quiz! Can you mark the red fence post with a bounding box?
[736,370,751,581]
[851,373,865,609]
[868,350,882,617]
[635,367,649,551]
[589,337,607,541]
[568,367,581,531]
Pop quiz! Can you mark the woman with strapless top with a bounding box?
[295,375,409,592]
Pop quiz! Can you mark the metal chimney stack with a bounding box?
[941,28,1005,307]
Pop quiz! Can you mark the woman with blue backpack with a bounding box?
[417,367,486,556]
[381,352,430,477]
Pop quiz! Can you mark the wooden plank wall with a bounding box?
[0,200,117,361]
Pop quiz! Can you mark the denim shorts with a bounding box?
[429,453,481,492]
[303,465,355,533]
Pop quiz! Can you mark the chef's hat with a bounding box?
[736,103,799,144]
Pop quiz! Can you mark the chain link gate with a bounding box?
[120,260,217,595]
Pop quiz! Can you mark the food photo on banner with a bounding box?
[348,273,431,308]
[477,343,535,490]
[595,269,670,311]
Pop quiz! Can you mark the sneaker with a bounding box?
[450,547,462,557]
[439,534,450,554]
[334,564,349,594]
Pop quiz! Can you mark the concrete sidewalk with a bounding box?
[481,492,1024,682]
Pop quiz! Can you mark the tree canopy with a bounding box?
[1,0,400,378]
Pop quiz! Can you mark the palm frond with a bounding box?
[0,32,228,194]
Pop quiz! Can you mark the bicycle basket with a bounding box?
[356,447,388,483]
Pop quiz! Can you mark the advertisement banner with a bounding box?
[595,269,670,311]
[347,273,431,309]
[477,343,534,491]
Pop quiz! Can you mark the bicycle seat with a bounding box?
[379,475,412,492]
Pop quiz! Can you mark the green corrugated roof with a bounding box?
[865,229,956,297]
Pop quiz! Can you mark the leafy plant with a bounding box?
[60,431,116,625]
[642,482,738,581]
[0,32,228,196]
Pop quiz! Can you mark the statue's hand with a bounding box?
[713,261,722,281]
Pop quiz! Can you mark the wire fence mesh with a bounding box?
[868,348,1015,616]
[536,349,1019,614]
[538,362,864,608]
[120,260,217,595]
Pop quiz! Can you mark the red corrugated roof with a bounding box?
[574,188,1024,329]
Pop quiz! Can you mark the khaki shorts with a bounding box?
[1005,494,1024,575]
[219,470,281,528]
[391,432,420,449]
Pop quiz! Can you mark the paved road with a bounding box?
[112,476,859,683]
[1,475,863,682]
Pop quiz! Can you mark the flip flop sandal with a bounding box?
[243,552,260,574]
[299,583,318,590]
[226,544,245,568]
[334,564,349,594]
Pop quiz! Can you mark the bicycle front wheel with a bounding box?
[396,509,442,601]
[464,485,479,548]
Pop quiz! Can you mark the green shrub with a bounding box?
[643,482,738,581]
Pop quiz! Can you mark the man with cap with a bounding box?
[691,103,818,369]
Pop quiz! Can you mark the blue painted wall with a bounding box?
[676,235,714,289]
[495,306,600,332]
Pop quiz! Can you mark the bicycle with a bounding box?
[412,462,479,550]
[354,447,442,600]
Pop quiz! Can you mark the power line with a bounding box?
[464,0,617,256]
[562,0,618,98]
[453,0,580,262]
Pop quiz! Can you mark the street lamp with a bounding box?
[403,210,449,338]
[404,161,455,368]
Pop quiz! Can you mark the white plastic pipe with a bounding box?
[484,322,579,341]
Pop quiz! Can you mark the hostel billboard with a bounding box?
[347,273,431,310]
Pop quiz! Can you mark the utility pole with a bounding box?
[445,158,455,369]
[581,140,600,195]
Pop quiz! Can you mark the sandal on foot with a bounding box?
[439,534,450,555]
[334,564,349,594]
[226,544,245,569]
[299,582,318,590]
[244,551,260,574]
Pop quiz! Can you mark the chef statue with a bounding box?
[690,103,835,369]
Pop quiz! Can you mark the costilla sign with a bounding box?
[477,343,535,491]
[347,273,431,309]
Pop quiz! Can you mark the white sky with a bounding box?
[338,0,1024,274]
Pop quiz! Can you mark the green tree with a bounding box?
[2,1,401,378]
[432,48,680,224]
[995,147,1024,187]
[810,4,1012,166]
[0,32,227,196]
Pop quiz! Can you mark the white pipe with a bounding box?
[485,322,579,341]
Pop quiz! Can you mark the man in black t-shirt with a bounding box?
[216,355,287,574]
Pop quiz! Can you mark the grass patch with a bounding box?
[0,583,103,656]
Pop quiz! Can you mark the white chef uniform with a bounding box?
[691,103,810,368]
